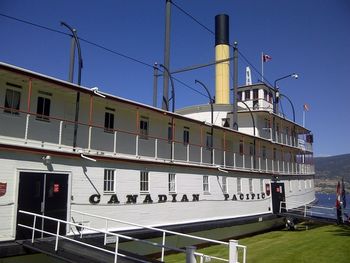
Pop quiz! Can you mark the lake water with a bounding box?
[312,192,350,220]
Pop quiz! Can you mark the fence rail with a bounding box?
[18,210,246,263]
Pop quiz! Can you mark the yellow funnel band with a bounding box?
[215,44,230,104]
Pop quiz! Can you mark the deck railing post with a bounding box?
[155,139,158,159]
[229,240,238,263]
[186,246,197,263]
[114,236,119,263]
[223,150,226,167]
[104,219,109,245]
[59,120,63,147]
[136,135,139,157]
[200,146,203,164]
[31,214,37,243]
[171,141,175,161]
[243,154,245,169]
[24,114,30,142]
[55,221,60,251]
[187,144,190,162]
[88,126,92,150]
[212,149,215,165]
[233,152,236,168]
[161,231,166,262]
[113,131,117,154]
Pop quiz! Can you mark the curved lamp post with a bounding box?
[61,22,83,151]
[160,64,175,113]
[195,80,214,164]
[274,73,298,113]
[279,93,295,123]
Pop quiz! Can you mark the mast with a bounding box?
[162,0,171,111]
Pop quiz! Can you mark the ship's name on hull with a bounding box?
[88,192,266,205]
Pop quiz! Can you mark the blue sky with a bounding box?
[0,0,349,157]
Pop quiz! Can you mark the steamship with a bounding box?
[0,14,315,245]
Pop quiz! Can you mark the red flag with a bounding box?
[262,54,272,62]
[303,104,310,111]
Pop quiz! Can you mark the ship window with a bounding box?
[237,91,242,101]
[264,90,268,100]
[269,92,273,103]
[239,140,244,155]
[222,177,227,193]
[168,173,176,193]
[244,90,250,100]
[140,117,149,139]
[36,96,51,121]
[183,127,190,145]
[253,89,259,99]
[104,169,115,193]
[4,89,21,115]
[237,178,242,193]
[249,178,253,193]
[206,132,213,149]
[104,111,115,132]
[203,175,210,193]
[140,171,149,193]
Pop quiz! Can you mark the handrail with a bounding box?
[18,210,245,263]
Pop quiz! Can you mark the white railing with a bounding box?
[71,210,247,263]
[279,201,336,218]
[0,111,314,176]
[18,210,246,263]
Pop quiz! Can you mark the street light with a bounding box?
[195,80,214,164]
[273,73,298,114]
[160,64,175,113]
[61,22,83,151]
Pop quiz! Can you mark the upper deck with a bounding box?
[0,62,314,176]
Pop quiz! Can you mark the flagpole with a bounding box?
[303,109,305,127]
[261,52,264,82]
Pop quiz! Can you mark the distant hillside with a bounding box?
[314,154,350,192]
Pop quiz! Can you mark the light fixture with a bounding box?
[42,155,52,165]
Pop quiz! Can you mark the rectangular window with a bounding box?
[36,96,51,121]
[206,132,213,149]
[168,173,176,193]
[244,90,250,100]
[264,90,268,100]
[104,110,115,132]
[183,127,190,145]
[269,92,273,103]
[222,177,227,193]
[264,118,271,129]
[260,179,264,192]
[239,140,244,155]
[253,89,259,99]
[104,169,115,193]
[203,175,209,193]
[140,171,149,193]
[4,89,21,115]
[140,117,149,139]
[237,178,242,193]
[249,178,253,193]
[237,91,242,101]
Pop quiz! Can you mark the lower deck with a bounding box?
[0,148,315,243]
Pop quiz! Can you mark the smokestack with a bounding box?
[215,14,230,104]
